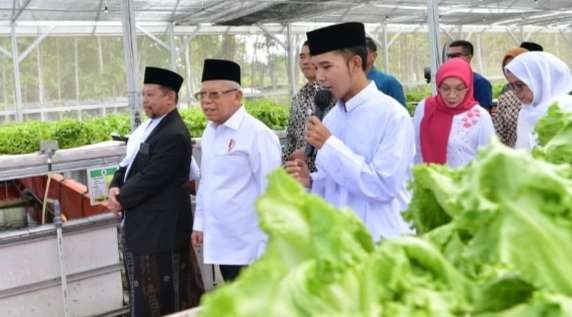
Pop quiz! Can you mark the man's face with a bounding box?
[199,80,242,125]
[313,51,357,101]
[446,46,472,64]
[299,45,316,82]
[142,84,174,119]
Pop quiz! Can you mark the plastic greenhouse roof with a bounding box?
[0,0,571,35]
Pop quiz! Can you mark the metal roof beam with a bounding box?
[169,0,182,22]
[505,26,520,46]
[175,25,201,59]
[92,0,106,35]
[0,21,569,37]
[11,0,32,23]
[440,26,455,41]
[255,23,286,50]
[387,32,403,48]
[172,0,228,25]
[338,6,353,22]
[502,0,519,13]
[465,31,474,41]
[0,45,11,58]
[136,25,170,51]
[164,0,182,33]
[18,25,54,64]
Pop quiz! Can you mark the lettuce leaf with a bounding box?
[409,142,572,296]
[199,137,572,316]
[534,103,572,166]
[199,169,374,316]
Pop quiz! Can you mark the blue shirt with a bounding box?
[473,72,493,110]
[367,67,407,106]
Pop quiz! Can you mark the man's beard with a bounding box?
[144,107,157,119]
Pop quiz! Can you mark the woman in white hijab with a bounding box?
[504,51,572,150]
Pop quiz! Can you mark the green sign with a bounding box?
[86,165,119,205]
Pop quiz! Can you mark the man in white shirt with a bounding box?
[191,59,281,281]
[285,22,415,241]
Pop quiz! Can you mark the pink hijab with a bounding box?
[420,58,478,164]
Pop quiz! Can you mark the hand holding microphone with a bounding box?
[304,89,333,157]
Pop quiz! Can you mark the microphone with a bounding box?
[304,89,333,158]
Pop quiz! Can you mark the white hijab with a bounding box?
[505,52,572,150]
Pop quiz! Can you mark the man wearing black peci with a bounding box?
[108,67,203,316]
[285,22,415,242]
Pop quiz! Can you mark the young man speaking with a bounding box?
[285,22,415,241]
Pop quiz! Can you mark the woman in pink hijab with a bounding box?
[413,58,495,168]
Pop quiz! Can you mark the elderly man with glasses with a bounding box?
[191,59,281,282]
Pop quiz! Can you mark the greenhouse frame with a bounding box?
[1,0,572,127]
[2,1,572,316]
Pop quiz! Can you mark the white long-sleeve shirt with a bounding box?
[311,82,415,241]
[189,156,200,180]
[193,106,281,265]
[413,101,495,168]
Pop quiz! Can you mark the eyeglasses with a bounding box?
[438,86,468,96]
[507,81,527,93]
[194,89,237,101]
[446,52,465,59]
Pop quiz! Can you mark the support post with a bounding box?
[121,0,141,130]
[286,24,296,98]
[476,32,484,74]
[37,41,44,104]
[426,0,442,94]
[74,38,80,103]
[56,38,62,102]
[11,22,23,121]
[383,23,389,73]
[184,37,193,107]
[169,23,177,71]
[97,36,104,74]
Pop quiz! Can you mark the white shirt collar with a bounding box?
[340,81,377,113]
[151,112,168,124]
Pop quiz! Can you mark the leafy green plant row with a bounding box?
[0,99,290,155]
[0,115,132,155]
